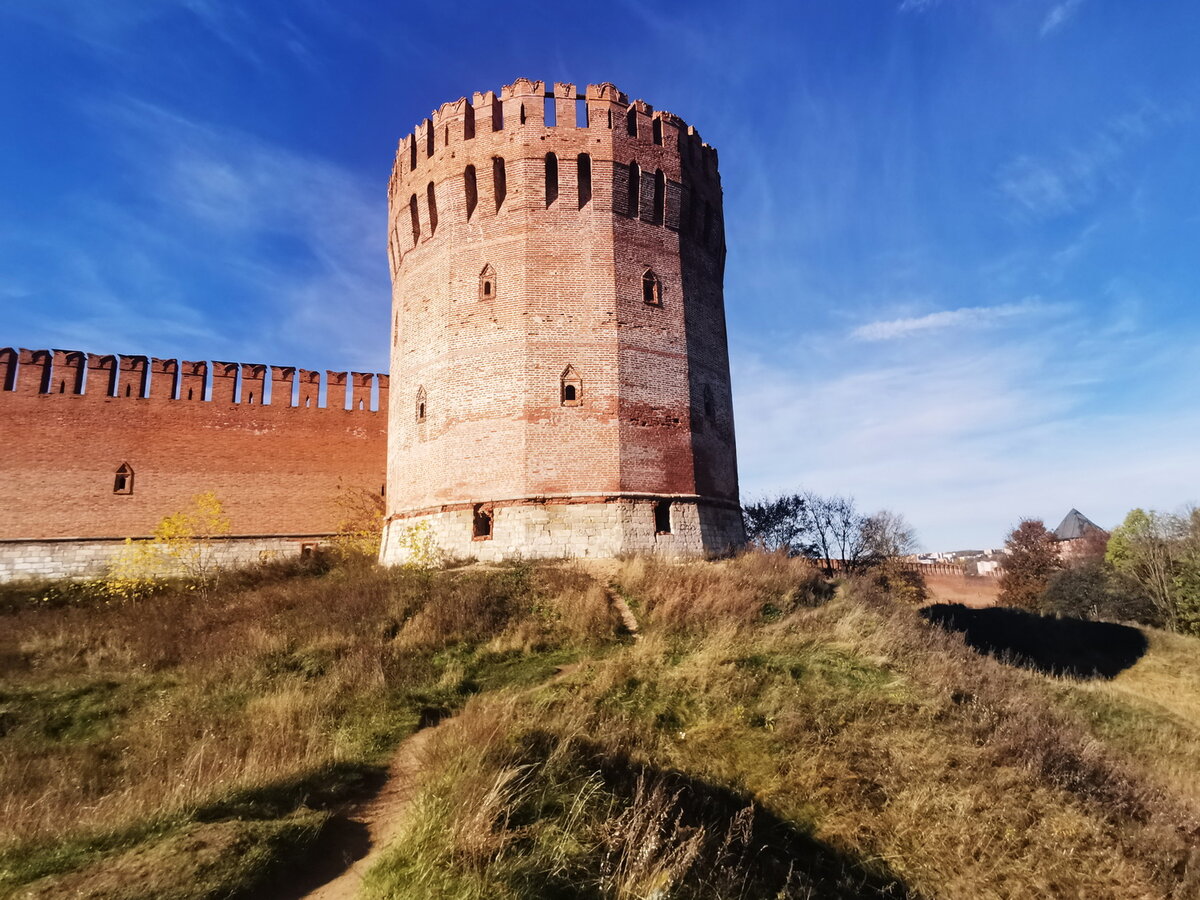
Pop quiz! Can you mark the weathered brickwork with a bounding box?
[0,348,386,580]
[380,80,744,562]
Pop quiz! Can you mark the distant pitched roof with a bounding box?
[1054,509,1102,541]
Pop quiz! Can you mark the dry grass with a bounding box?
[0,559,619,896]
[363,555,1200,900]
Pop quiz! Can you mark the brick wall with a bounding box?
[381,79,743,561]
[0,349,387,543]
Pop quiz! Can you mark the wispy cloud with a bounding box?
[733,304,1200,549]
[1040,0,1086,37]
[998,102,1179,219]
[851,300,1058,342]
[897,0,945,12]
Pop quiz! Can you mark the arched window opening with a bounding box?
[654,501,672,535]
[409,194,420,245]
[113,463,134,495]
[479,264,496,301]
[415,386,427,423]
[606,109,613,129]
[561,365,582,407]
[473,504,493,539]
[409,140,416,171]
[493,157,507,210]
[464,165,478,219]
[652,117,663,145]
[642,269,662,306]
[626,106,637,136]
[444,125,449,147]
[628,162,640,219]
[426,182,439,235]
[425,123,434,157]
[577,154,592,207]
[519,103,527,124]
[652,169,665,225]
[544,152,558,206]
[464,104,476,140]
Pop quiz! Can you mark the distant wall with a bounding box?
[0,348,387,551]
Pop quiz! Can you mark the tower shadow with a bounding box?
[920,603,1148,679]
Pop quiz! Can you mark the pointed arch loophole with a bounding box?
[642,269,662,306]
[415,386,427,423]
[560,365,582,406]
[113,462,134,495]
[479,264,496,301]
[544,152,558,206]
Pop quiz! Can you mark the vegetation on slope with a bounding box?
[0,557,620,898]
[2,553,1199,898]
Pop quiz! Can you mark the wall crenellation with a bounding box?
[0,346,387,411]
[388,79,720,208]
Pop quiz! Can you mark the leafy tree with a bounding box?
[1106,508,1182,631]
[998,519,1062,610]
[742,493,814,556]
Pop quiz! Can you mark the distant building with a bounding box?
[1052,508,1108,559]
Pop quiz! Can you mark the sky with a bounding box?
[1,0,1197,550]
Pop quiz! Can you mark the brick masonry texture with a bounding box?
[0,351,386,579]
[380,79,744,562]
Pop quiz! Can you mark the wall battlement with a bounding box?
[0,347,388,412]
[386,80,724,275]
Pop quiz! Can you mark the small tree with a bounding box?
[1106,508,1180,631]
[742,493,814,556]
[331,484,386,561]
[998,519,1062,610]
[103,492,232,600]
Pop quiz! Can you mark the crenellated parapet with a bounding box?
[386,79,724,273]
[0,347,386,411]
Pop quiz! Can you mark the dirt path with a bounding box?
[282,726,437,900]
[282,571,635,899]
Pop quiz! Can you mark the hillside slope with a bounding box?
[1,556,1198,898]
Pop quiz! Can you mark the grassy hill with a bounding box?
[1,554,1198,899]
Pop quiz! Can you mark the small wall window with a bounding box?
[113,463,134,495]
[652,169,665,225]
[654,500,672,534]
[577,154,592,207]
[493,157,506,210]
[415,386,427,423]
[480,264,496,300]
[464,104,476,140]
[626,106,638,136]
[425,122,434,157]
[409,194,420,245]
[561,365,582,406]
[464,165,478,219]
[473,504,493,540]
[628,162,640,219]
[652,117,663,145]
[703,384,715,418]
[409,140,416,171]
[642,269,662,306]
[545,152,558,206]
[426,181,439,235]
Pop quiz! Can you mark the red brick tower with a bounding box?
[379,79,743,561]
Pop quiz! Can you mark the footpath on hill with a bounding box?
[281,579,639,900]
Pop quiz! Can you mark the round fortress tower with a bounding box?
[379,79,744,562]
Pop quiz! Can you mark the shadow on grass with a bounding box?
[508,733,910,900]
[920,603,1148,679]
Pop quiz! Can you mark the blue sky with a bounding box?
[1,0,1197,549]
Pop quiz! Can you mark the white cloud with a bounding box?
[1040,0,1085,37]
[731,305,1200,550]
[897,0,945,11]
[850,301,1056,342]
[998,102,1177,219]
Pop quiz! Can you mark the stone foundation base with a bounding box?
[379,498,745,565]
[0,536,333,583]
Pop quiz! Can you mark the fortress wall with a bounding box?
[0,350,387,548]
[383,79,741,559]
